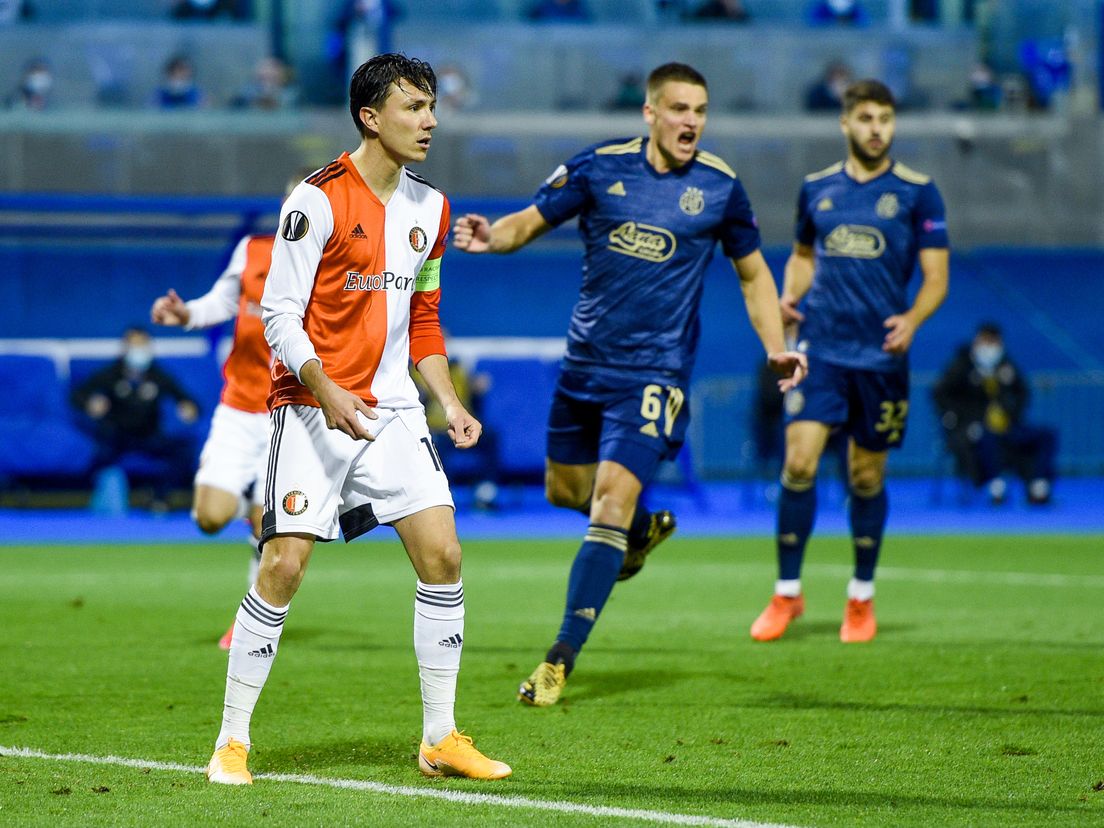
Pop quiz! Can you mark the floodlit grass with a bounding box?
[0,534,1101,826]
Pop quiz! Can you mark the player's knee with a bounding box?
[545,476,585,510]
[782,455,818,486]
[261,546,308,591]
[423,541,462,583]
[194,509,230,535]
[849,468,884,496]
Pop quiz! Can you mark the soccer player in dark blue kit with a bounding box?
[453,62,806,705]
[749,79,949,644]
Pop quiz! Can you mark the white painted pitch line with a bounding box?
[0,746,800,828]
[803,564,1104,589]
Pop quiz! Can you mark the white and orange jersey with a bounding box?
[262,152,448,411]
[184,234,273,414]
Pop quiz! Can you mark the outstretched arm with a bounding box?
[452,205,552,254]
[152,237,249,329]
[732,249,808,392]
[414,354,482,449]
[883,247,949,355]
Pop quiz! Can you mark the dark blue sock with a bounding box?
[627,505,652,548]
[777,479,817,581]
[850,487,888,581]
[556,524,627,652]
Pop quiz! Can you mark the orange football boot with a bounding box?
[840,598,877,643]
[750,594,805,641]
[218,622,234,651]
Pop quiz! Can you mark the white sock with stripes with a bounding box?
[215,586,288,751]
[413,580,464,747]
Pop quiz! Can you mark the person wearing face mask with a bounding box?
[155,55,203,110]
[71,326,199,511]
[6,57,53,111]
[932,322,1057,505]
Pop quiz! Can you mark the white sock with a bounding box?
[775,578,802,597]
[215,586,288,750]
[413,580,464,747]
[847,578,875,601]
[247,535,261,587]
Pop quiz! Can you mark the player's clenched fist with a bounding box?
[452,213,491,253]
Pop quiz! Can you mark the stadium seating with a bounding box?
[474,358,559,482]
[0,355,95,481]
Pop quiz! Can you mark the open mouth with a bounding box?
[677,130,697,149]
[417,136,432,150]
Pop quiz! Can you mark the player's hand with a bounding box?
[883,313,918,355]
[85,393,110,419]
[314,379,378,441]
[151,289,190,327]
[451,213,492,254]
[767,350,808,393]
[779,292,805,325]
[445,402,482,449]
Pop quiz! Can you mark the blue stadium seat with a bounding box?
[0,355,95,480]
[475,358,558,481]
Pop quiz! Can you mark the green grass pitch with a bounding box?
[0,534,1101,826]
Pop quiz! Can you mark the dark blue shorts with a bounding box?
[783,354,910,451]
[546,369,690,485]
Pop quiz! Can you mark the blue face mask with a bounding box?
[124,347,153,373]
[971,343,1003,373]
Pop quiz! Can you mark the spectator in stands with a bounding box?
[155,55,204,109]
[71,326,199,511]
[966,61,1001,110]
[606,72,646,111]
[685,0,750,22]
[436,63,475,113]
[0,0,34,24]
[6,57,53,111]
[807,0,868,25]
[528,0,590,22]
[171,0,251,20]
[804,60,853,111]
[932,322,1058,505]
[231,56,298,110]
[329,0,402,92]
[412,354,500,511]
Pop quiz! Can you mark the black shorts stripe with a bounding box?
[265,406,287,514]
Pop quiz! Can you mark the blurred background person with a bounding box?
[6,57,53,111]
[170,0,251,20]
[807,0,867,26]
[932,322,1058,505]
[230,56,298,110]
[70,326,199,512]
[804,60,853,111]
[528,0,590,22]
[436,63,475,113]
[685,0,749,22]
[155,55,204,109]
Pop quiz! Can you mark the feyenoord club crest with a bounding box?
[282,490,308,516]
[679,187,705,216]
[409,226,427,252]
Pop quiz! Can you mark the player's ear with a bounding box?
[360,105,380,136]
[642,101,656,126]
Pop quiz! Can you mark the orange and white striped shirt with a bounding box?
[185,234,273,414]
[262,153,448,411]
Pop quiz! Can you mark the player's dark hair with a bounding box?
[646,63,708,101]
[843,79,896,113]
[976,321,1002,338]
[349,53,436,138]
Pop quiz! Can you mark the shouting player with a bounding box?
[453,62,806,706]
[750,79,949,644]
[204,53,511,785]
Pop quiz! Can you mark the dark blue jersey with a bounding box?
[533,137,761,384]
[795,160,948,372]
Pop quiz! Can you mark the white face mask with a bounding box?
[24,70,53,96]
[124,346,153,373]
[827,0,854,13]
[971,343,1003,372]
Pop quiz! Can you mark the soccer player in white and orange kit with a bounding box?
[151,232,275,650]
[204,54,511,785]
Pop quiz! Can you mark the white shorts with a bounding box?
[194,403,270,507]
[261,404,453,544]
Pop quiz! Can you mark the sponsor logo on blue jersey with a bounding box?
[824,225,886,259]
[607,221,676,263]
